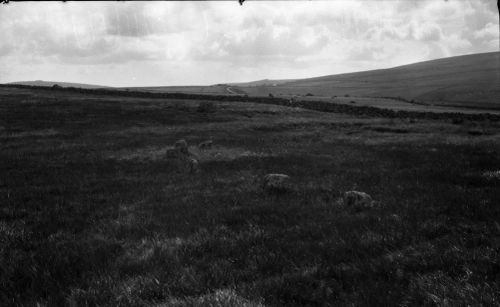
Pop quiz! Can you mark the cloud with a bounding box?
[103,2,206,37]
[0,0,498,86]
[0,42,13,57]
[411,23,443,42]
[474,22,499,40]
[0,3,173,65]
[474,23,500,49]
[192,25,330,64]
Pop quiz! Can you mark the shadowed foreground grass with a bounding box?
[1,87,499,306]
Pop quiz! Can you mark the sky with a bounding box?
[0,0,498,87]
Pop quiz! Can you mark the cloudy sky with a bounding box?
[0,0,498,87]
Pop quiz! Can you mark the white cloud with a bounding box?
[0,0,498,86]
[474,22,499,40]
[411,22,443,42]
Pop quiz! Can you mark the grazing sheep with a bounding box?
[188,157,200,173]
[198,140,213,149]
[166,139,199,174]
[343,191,373,210]
[263,174,291,192]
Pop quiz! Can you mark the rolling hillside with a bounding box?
[9,80,111,89]
[236,52,500,108]
[9,52,499,110]
[227,79,297,87]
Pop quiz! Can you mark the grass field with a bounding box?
[120,85,232,96]
[1,86,500,306]
[290,95,500,115]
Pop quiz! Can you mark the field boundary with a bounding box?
[2,84,499,122]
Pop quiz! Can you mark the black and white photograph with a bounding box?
[0,0,499,305]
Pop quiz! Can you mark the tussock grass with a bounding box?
[1,87,500,306]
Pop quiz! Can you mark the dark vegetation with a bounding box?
[376,96,428,106]
[2,84,499,122]
[196,101,217,113]
[1,86,500,306]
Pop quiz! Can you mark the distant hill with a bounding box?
[237,52,500,108]
[8,80,111,89]
[226,79,297,87]
[127,52,499,110]
[11,52,498,110]
[120,85,231,95]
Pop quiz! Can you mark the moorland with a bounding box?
[1,83,499,306]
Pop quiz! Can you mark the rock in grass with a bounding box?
[174,139,189,154]
[263,174,291,192]
[198,140,213,149]
[343,191,373,210]
[166,148,183,159]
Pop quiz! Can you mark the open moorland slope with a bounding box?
[1,86,500,306]
[114,52,499,111]
[236,52,500,108]
[9,80,111,89]
[10,53,500,111]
